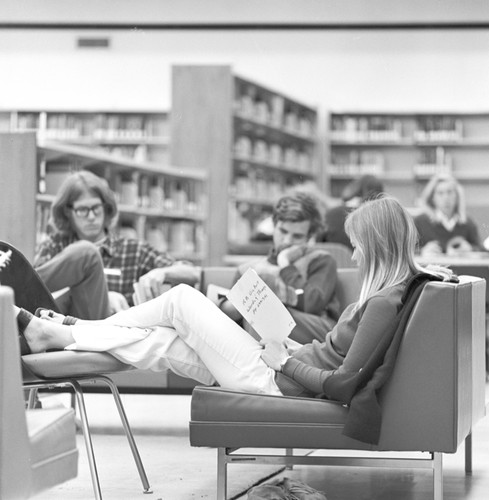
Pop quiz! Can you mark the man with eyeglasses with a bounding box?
[33,170,200,320]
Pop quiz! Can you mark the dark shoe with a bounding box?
[17,308,33,355]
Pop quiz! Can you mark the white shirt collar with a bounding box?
[435,210,458,232]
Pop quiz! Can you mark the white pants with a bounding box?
[68,284,282,395]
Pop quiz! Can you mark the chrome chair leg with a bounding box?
[433,452,443,500]
[285,448,294,470]
[217,448,227,500]
[97,375,152,494]
[27,388,39,409]
[465,432,473,474]
[70,380,103,500]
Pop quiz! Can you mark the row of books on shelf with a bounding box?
[144,221,205,255]
[94,145,170,164]
[418,146,452,166]
[412,164,452,177]
[330,151,385,170]
[227,202,260,245]
[42,167,205,214]
[330,116,403,142]
[328,164,384,177]
[234,136,315,171]
[330,146,452,174]
[115,177,205,214]
[234,89,316,137]
[330,115,464,143]
[329,163,452,178]
[97,145,150,163]
[230,170,307,201]
[12,112,169,140]
[230,178,287,201]
[413,116,463,141]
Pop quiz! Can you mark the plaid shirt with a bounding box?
[34,232,174,305]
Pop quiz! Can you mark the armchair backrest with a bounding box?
[199,266,238,295]
[377,275,486,452]
[0,286,32,499]
[314,242,355,269]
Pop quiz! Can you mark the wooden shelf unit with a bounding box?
[326,111,489,237]
[170,65,319,264]
[0,110,208,263]
[0,132,38,262]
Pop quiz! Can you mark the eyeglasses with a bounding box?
[70,203,105,218]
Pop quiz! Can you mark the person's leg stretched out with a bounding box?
[15,284,282,396]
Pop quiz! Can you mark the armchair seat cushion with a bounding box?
[22,350,133,381]
[26,408,78,493]
[190,386,374,451]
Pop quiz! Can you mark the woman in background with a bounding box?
[414,173,482,256]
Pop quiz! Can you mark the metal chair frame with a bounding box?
[25,375,152,500]
[215,437,475,500]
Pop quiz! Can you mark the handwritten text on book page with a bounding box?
[227,268,296,342]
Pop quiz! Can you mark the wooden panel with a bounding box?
[171,65,233,265]
[0,132,37,261]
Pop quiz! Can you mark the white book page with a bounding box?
[226,268,296,342]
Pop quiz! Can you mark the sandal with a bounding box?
[16,308,33,355]
[62,315,78,326]
[35,308,78,325]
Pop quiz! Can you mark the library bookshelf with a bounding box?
[170,65,320,265]
[326,111,489,239]
[0,110,208,263]
[1,110,170,164]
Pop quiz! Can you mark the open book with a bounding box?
[225,268,296,342]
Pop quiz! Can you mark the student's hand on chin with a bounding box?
[277,244,307,268]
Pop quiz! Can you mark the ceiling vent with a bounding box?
[77,37,111,49]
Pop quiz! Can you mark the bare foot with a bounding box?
[20,313,51,353]
[15,306,75,353]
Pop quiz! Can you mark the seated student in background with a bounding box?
[34,171,199,320]
[17,196,455,400]
[414,173,483,256]
[318,174,385,251]
[220,192,340,344]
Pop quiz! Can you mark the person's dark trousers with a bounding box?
[35,240,111,319]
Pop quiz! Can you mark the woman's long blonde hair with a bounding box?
[345,196,453,307]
